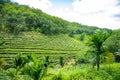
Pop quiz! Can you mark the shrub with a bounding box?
[102,64,120,80]
[59,56,64,67]
[0,58,5,67]
[86,69,112,80]
[76,57,89,64]
[44,56,50,67]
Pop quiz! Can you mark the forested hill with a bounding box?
[0,0,111,35]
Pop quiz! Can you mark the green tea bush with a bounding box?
[86,69,112,80]
[59,56,64,67]
[0,58,5,67]
[44,56,50,67]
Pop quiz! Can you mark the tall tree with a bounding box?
[88,29,111,70]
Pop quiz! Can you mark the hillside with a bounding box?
[0,0,107,36]
[0,31,85,68]
[0,0,113,66]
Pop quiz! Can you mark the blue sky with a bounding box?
[50,0,73,8]
[11,0,120,29]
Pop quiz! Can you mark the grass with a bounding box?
[1,52,120,80]
[42,63,120,80]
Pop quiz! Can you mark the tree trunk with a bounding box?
[96,55,100,70]
[92,58,96,69]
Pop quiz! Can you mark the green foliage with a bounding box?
[44,56,50,67]
[21,57,47,80]
[4,53,48,80]
[0,0,10,4]
[0,1,119,79]
[0,1,108,36]
[86,69,112,80]
[51,72,63,80]
[105,52,115,63]
[79,33,85,41]
[0,41,5,46]
[13,53,25,68]
[0,70,7,80]
[59,56,64,67]
[0,58,5,67]
[43,63,120,80]
[4,14,25,34]
[114,52,120,62]
[105,29,120,62]
[76,57,89,64]
[1,52,120,80]
[68,32,74,37]
[0,2,69,35]
[102,63,120,80]
[0,32,82,52]
[88,29,112,70]
[6,68,20,80]
[67,22,99,36]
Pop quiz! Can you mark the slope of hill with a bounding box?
[0,31,85,64]
[0,31,84,67]
[0,0,104,36]
[0,32,83,53]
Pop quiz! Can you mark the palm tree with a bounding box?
[88,29,111,70]
[21,55,47,80]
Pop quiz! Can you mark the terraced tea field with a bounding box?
[0,32,83,68]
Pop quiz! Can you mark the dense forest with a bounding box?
[0,0,120,80]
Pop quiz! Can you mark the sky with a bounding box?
[11,0,120,30]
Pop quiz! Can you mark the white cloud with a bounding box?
[48,0,120,29]
[71,0,120,29]
[13,0,52,12]
[72,0,117,13]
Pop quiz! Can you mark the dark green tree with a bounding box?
[80,33,85,41]
[5,14,25,34]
